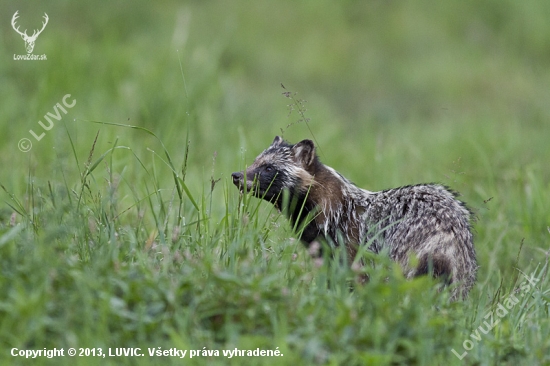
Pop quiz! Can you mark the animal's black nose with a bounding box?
[231,172,243,185]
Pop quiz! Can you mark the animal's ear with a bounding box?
[271,136,284,147]
[291,139,316,167]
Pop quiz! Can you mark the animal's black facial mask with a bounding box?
[231,136,317,201]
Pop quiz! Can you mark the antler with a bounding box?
[11,11,49,53]
[11,10,28,37]
[11,11,49,39]
[31,13,49,38]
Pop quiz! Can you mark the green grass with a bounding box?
[1,0,550,365]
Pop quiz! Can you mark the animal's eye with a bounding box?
[264,165,273,173]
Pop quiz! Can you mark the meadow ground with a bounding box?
[1,1,549,365]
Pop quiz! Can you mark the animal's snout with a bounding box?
[231,171,243,186]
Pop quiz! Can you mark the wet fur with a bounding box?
[232,136,477,300]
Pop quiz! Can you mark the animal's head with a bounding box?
[232,136,318,202]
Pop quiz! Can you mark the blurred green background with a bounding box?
[1,0,550,363]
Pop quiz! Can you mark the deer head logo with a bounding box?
[11,11,49,54]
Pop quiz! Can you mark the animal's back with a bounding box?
[361,184,477,299]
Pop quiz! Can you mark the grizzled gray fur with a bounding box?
[232,136,477,300]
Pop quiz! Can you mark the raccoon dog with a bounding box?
[232,136,477,299]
